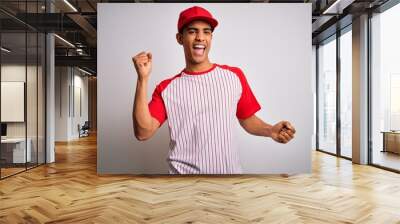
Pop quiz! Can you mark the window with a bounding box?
[371,2,400,171]
[318,36,337,155]
[340,28,352,158]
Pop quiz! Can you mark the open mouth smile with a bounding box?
[193,44,206,56]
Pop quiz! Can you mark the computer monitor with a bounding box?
[1,123,7,137]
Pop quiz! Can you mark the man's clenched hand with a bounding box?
[270,121,296,144]
[132,51,152,81]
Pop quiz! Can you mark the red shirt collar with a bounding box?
[182,63,217,75]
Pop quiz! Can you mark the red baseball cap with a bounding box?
[177,6,218,32]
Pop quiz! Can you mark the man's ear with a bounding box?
[176,33,183,45]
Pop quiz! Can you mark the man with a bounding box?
[132,6,296,174]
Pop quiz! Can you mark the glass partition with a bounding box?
[27,30,38,169]
[0,1,46,179]
[1,31,28,177]
[38,32,45,165]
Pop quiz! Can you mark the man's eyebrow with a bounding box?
[186,27,212,31]
[186,27,198,31]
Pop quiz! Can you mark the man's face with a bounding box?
[177,20,213,65]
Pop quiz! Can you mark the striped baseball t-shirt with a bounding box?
[148,64,261,174]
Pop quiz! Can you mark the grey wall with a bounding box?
[98,3,313,174]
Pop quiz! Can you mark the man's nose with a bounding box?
[195,32,205,41]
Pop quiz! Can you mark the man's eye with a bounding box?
[188,30,195,34]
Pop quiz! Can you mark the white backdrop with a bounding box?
[98,3,313,174]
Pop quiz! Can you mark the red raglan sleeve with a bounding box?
[148,83,167,126]
[234,67,261,119]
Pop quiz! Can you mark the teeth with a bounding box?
[193,45,205,49]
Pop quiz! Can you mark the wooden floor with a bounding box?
[1,167,26,178]
[1,135,400,224]
[373,151,400,171]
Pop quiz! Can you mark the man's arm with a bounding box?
[239,115,296,144]
[132,51,160,141]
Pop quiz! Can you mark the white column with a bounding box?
[46,33,55,163]
[46,0,55,163]
[352,14,369,164]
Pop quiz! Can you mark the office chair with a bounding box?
[79,121,90,138]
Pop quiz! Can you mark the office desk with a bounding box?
[1,138,31,163]
[381,131,400,154]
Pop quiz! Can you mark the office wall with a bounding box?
[98,3,313,174]
[1,65,42,138]
[55,67,89,141]
[72,72,89,138]
[55,67,69,141]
